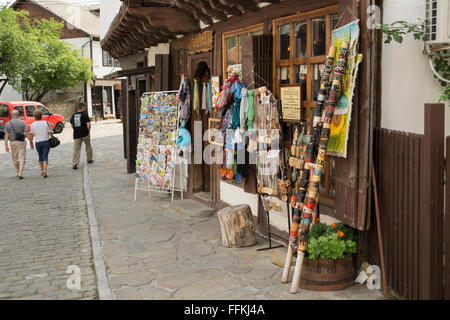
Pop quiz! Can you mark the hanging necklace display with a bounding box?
[281,45,338,285]
[256,91,281,197]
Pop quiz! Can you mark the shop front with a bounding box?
[101,0,380,281]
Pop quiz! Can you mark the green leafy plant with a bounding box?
[306,222,357,260]
[0,7,93,100]
[378,20,449,102]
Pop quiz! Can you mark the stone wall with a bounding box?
[42,83,84,122]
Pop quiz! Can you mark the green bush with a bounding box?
[306,222,357,260]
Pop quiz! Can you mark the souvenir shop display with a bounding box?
[285,42,350,294]
[281,45,337,285]
[216,73,248,185]
[134,91,185,202]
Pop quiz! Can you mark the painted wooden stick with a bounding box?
[290,42,349,294]
[281,45,336,284]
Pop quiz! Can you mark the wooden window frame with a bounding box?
[175,49,188,76]
[273,5,338,205]
[222,23,264,79]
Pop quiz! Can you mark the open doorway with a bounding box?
[188,53,214,199]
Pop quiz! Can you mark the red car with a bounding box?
[0,101,65,137]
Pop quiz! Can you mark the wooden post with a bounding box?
[420,103,444,300]
[445,136,450,299]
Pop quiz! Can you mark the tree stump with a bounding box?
[218,204,257,248]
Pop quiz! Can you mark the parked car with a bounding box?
[0,101,65,137]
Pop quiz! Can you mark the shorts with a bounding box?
[10,140,26,165]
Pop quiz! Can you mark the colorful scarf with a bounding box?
[193,79,200,114]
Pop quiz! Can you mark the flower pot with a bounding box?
[299,254,355,291]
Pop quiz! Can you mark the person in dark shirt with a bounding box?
[70,102,93,170]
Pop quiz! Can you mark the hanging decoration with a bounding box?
[327,20,363,158]
[177,74,191,128]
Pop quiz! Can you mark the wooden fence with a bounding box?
[372,104,447,300]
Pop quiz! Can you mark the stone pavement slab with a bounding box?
[87,124,385,300]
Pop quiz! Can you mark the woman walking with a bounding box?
[29,110,53,178]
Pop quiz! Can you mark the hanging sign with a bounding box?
[280,85,302,121]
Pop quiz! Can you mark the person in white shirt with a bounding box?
[29,110,53,178]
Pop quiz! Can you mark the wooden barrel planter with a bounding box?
[299,255,355,291]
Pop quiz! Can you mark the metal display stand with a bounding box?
[134,90,185,202]
[257,196,290,252]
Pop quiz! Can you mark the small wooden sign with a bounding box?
[280,85,302,122]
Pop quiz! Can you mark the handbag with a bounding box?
[10,122,25,142]
[47,122,60,148]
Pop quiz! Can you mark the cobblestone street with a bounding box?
[0,120,120,300]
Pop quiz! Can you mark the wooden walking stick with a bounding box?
[371,158,388,299]
[290,42,349,294]
[281,45,336,284]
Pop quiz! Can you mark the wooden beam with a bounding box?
[174,0,214,25]
[219,0,258,12]
[128,6,200,33]
[208,0,242,16]
[186,0,228,21]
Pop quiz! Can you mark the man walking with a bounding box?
[4,110,33,179]
[71,102,93,170]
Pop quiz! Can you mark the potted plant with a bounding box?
[299,222,358,291]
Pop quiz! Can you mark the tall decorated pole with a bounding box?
[281,45,337,284]
[290,41,349,294]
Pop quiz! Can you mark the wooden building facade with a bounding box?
[101,0,450,301]
[101,0,379,230]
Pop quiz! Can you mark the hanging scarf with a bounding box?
[177,76,191,125]
[232,96,241,130]
[202,82,207,111]
[240,87,249,134]
[247,89,255,131]
[193,79,200,114]
[207,82,212,114]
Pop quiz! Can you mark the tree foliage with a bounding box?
[0,6,93,101]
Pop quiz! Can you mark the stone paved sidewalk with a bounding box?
[88,124,384,300]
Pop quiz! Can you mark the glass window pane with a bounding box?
[311,16,326,56]
[311,63,325,101]
[294,65,307,101]
[238,33,249,64]
[13,106,24,117]
[278,24,290,60]
[25,106,35,117]
[252,30,263,36]
[278,66,290,85]
[294,21,307,58]
[226,36,238,67]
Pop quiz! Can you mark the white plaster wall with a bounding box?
[381,0,450,135]
[100,0,122,40]
[147,44,171,67]
[91,41,120,79]
[220,182,259,219]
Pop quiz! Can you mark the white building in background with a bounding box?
[0,0,123,120]
[381,0,450,136]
